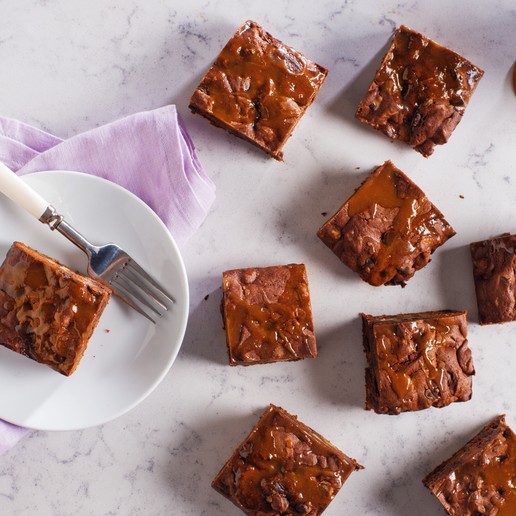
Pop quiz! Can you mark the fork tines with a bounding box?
[110,259,175,324]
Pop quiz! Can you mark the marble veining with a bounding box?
[0,0,516,515]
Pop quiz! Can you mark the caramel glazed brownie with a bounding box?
[0,242,110,376]
[424,415,516,515]
[362,310,474,415]
[189,20,328,160]
[356,25,484,157]
[317,161,455,287]
[470,233,516,325]
[212,405,363,515]
[221,264,317,365]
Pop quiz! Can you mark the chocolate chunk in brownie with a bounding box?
[423,415,516,514]
[317,161,455,286]
[470,233,516,325]
[362,310,474,414]
[0,242,111,375]
[356,25,484,157]
[189,20,328,160]
[221,264,317,365]
[212,404,363,514]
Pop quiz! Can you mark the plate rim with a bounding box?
[0,170,189,431]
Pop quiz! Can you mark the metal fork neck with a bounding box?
[39,205,63,229]
[40,205,92,254]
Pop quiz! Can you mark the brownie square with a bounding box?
[423,415,516,514]
[212,404,363,515]
[361,310,474,414]
[221,264,317,365]
[0,242,111,376]
[189,20,328,161]
[356,25,484,157]
[470,233,516,325]
[317,161,455,286]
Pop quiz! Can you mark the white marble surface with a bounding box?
[0,1,515,514]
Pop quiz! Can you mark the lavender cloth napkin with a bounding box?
[0,105,215,454]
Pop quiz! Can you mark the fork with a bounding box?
[0,162,174,323]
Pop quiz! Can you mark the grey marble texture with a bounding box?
[0,0,515,514]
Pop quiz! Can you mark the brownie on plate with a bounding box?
[317,161,455,286]
[221,264,317,365]
[470,233,516,325]
[212,404,363,515]
[356,25,484,157]
[189,20,328,160]
[362,310,474,414]
[0,241,111,375]
[423,415,516,514]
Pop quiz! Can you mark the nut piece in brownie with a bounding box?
[221,264,317,365]
[470,233,516,325]
[317,161,455,286]
[189,20,328,161]
[423,415,516,515]
[212,404,363,515]
[355,25,484,157]
[0,242,111,376]
[361,310,474,414]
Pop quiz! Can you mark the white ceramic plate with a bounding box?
[0,171,189,431]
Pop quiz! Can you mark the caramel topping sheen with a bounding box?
[442,430,516,514]
[224,265,315,363]
[198,21,326,143]
[227,406,359,513]
[346,161,441,285]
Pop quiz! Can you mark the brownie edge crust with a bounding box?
[212,404,363,515]
[189,20,328,160]
[423,415,516,515]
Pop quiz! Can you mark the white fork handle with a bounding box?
[0,162,50,220]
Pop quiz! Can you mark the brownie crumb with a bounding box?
[459,194,465,199]
[204,294,210,301]
[321,212,328,217]
[105,329,110,333]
